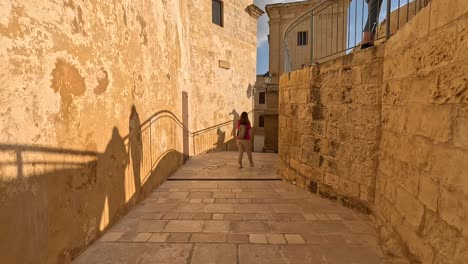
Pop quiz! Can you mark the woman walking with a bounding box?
[236,112,254,168]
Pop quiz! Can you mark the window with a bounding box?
[212,0,223,27]
[297,31,308,46]
[259,92,266,104]
[259,115,265,127]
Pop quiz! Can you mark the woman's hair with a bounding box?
[239,112,250,125]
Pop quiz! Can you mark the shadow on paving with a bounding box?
[73,152,391,264]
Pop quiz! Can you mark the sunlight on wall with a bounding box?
[99,195,109,232]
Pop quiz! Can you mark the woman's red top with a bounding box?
[237,121,251,140]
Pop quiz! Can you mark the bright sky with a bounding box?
[254,0,415,74]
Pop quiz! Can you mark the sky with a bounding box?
[254,0,415,74]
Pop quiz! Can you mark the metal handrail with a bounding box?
[283,0,431,73]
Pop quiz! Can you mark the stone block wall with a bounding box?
[279,0,468,262]
[0,0,258,263]
[376,1,468,263]
[278,46,384,211]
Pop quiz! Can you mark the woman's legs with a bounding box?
[362,0,383,48]
[237,140,244,167]
[245,141,254,166]
[237,140,253,167]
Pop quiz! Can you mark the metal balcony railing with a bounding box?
[283,0,431,72]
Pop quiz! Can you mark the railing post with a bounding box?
[386,0,391,40]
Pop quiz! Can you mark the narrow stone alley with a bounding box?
[74,152,389,264]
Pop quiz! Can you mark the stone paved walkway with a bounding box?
[74,152,389,264]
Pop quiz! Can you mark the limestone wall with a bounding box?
[278,46,383,211]
[0,0,257,263]
[376,0,468,262]
[279,0,468,262]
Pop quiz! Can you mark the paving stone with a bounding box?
[272,204,304,213]
[235,204,274,213]
[304,214,318,220]
[312,221,351,233]
[166,233,191,243]
[228,234,249,243]
[99,232,123,242]
[135,220,168,232]
[163,212,180,220]
[141,213,164,220]
[163,220,204,232]
[190,244,236,264]
[281,245,325,264]
[269,221,314,233]
[224,213,243,220]
[190,233,227,243]
[275,213,305,221]
[343,233,379,245]
[327,214,343,220]
[166,192,189,199]
[212,213,224,220]
[118,232,139,242]
[255,213,277,220]
[249,234,268,244]
[302,233,347,245]
[231,221,270,233]
[285,234,306,244]
[133,233,152,242]
[315,214,330,220]
[178,212,212,220]
[74,152,389,264]
[343,220,376,234]
[204,204,235,213]
[204,220,230,233]
[213,192,236,198]
[189,192,213,199]
[74,243,150,264]
[318,245,384,264]
[175,204,206,212]
[267,234,287,244]
[238,244,285,264]
[148,233,169,242]
[141,244,192,264]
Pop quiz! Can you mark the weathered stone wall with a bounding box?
[188,0,256,130]
[0,0,257,263]
[376,1,468,262]
[278,46,384,210]
[279,0,468,262]
[188,0,258,154]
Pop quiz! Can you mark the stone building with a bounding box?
[267,0,349,77]
[0,0,262,263]
[252,75,279,152]
[258,0,349,153]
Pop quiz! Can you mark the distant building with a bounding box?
[253,75,278,152]
[267,0,349,75]
[256,0,349,153]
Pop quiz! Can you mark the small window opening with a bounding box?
[297,31,308,46]
[212,0,223,27]
[259,92,266,104]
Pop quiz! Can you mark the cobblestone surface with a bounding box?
[74,152,390,264]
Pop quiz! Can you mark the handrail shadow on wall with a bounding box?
[0,105,247,263]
